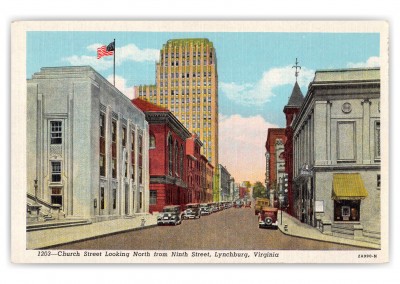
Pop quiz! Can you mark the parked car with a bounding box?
[200,203,212,215]
[258,207,278,229]
[210,203,219,213]
[183,203,201,219]
[234,199,243,208]
[157,205,182,226]
[245,200,252,208]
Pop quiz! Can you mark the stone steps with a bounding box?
[27,220,91,232]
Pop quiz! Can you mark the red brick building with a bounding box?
[132,98,191,213]
[283,81,304,215]
[265,128,287,206]
[185,134,203,204]
[205,159,214,202]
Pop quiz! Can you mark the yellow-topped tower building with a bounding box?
[135,38,218,168]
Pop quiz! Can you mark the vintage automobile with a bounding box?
[200,203,212,215]
[210,202,219,213]
[254,197,270,215]
[157,205,183,226]
[258,207,278,229]
[234,199,243,208]
[183,203,201,219]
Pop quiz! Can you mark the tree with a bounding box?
[252,181,266,199]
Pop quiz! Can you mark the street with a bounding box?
[52,207,359,250]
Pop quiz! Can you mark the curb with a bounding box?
[277,225,380,250]
[32,224,158,250]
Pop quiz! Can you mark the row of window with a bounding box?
[160,81,212,87]
[162,51,213,59]
[99,187,143,211]
[159,71,213,80]
[139,89,213,96]
[164,59,213,66]
[99,113,144,183]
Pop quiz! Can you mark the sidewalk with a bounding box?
[277,210,380,249]
[27,214,158,250]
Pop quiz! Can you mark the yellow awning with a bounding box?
[332,173,368,200]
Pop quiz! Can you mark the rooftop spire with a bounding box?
[292,58,301,82]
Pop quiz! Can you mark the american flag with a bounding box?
[97,45,114,59]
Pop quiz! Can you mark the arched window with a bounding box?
[180,145,184,178]
[168,134,173,176]
[149,133,156,149]
[174,141,178,176]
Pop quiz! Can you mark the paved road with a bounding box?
[53,207,359,250]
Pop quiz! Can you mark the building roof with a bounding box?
[131,98,169,112]
[314,67,380,83]
[132,98,192,140]
[164,38,214,48]
[292,67,380,132]
[286,81,304,107]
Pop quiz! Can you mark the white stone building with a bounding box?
[27,66,150,222]
[292,68,381,242]
[218,164,231,201]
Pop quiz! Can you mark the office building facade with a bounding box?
[134,38,218,168]
[27,66,150,222]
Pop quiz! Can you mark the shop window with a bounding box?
[334,200,360,222]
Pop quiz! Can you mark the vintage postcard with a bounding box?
[11,21,389,263]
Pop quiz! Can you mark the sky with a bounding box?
[27,31,380,183]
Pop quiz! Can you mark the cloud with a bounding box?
[220,65,315,106]
[347,56,380,68]
[106,75,134,99]
[63,43,159,70]
[219,114,278,184]
[116,44,159,63]
[63,55,113,71]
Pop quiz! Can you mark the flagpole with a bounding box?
[113,39,115,86]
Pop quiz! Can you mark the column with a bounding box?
[362,99,371,164]
[314,101,328,165]
[326,101,332,165]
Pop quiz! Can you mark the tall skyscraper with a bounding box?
[135,38,218,167]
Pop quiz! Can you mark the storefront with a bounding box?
[331,173,368,222]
